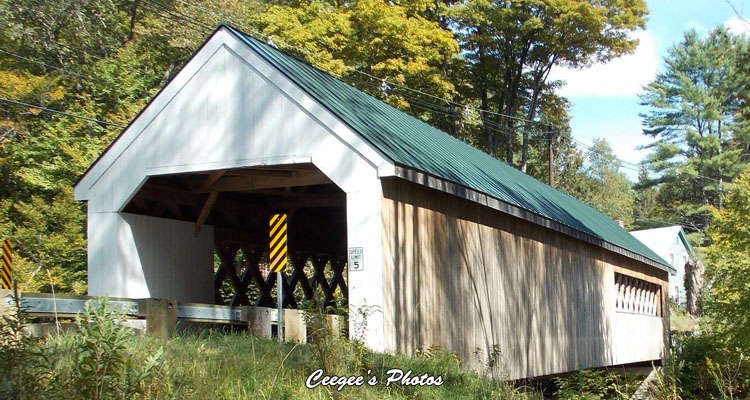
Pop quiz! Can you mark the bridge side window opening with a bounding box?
[614,273,661,317]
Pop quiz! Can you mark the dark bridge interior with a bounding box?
[122,163,348,309]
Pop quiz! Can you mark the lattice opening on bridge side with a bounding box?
[213,243,348,309]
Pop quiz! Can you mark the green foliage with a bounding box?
[647,350,683,400]
[555,138,637,226]
[664,332,750,400]
[640,27,750,239]
[553,369,640,399]
[0,297,169,399]
[583,139,637,227]
[705,170,750,346]
[52,298,167,399]
[0,296,54,399]
[299,291,351,376]
[450,0,647,163]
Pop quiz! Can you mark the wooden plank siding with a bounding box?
[381,178,668,380]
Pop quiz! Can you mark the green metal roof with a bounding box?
[225,25,670,270]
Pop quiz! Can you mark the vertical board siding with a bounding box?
[87,212,214,303]
[82,31,389,341]
[89,42,383,214]
[381,178,668,380]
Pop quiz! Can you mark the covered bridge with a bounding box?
[74,25,673,380]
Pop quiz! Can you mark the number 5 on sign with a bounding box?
[349,247,363,271]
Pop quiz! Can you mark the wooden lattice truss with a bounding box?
[214,242,348,308]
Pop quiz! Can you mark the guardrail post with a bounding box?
[143,298,176,340]
[283,309,306,343]
[0,289,12,318]
[242,306,273,338]
[324,314,343,338]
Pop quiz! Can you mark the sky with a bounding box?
[547,0,750,180]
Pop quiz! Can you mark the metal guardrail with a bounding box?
[4,296,142,317]
[0,291,278,324]
[0,290,338,343]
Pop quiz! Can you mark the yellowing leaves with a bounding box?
[0,70,65,102]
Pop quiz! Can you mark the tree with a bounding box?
[449,0,648,166]
[632,164,661,229]
[553,138,637,226]
[705,170,750,346]
[0,0,177,293]
[640,27,750,239]
[582,139,636,226]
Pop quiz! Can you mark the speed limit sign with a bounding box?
[349,247,364,271]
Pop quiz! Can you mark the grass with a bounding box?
[162,330,540,399]
[670,305,699,332]
[0,299,652,399]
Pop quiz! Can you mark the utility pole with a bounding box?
[548,125,555,188]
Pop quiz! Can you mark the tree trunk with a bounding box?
[685,259,704,316]
[129,0,140,40]
[520,60,555,173]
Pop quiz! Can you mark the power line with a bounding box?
[0,48,112,85]
[0,97,125,128]
[20,34,107,62]
[141,3,558,147]
[340,74,553,142]
[166,0,546,126]
[146,2,561,150]
[145,6,734,188]
[5,2,732,192]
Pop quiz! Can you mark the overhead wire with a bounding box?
[0,97,125,128]
[3,0,733,193]
[140,1,558,146]
[0,2,727,236]
[0,48,94,81]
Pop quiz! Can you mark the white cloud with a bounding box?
[724,17,750,35]
[547,31,659,98]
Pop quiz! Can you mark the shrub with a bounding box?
[50,298,169,399]
[0,296,54,399]
[0,297,170,399]
[553,368,639,399]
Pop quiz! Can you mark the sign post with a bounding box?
[269,214,288,341]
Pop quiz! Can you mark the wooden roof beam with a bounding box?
[194,191,219,237]
[194,170,331,193]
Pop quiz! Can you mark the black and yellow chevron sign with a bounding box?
[1,239,12,289]
[269,214,287,273]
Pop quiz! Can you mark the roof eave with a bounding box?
[394,165,675,273]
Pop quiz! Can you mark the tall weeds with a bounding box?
[0,297,169,400]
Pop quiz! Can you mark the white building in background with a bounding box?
[631,226,695,306]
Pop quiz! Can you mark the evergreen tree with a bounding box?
[639,27,750,241]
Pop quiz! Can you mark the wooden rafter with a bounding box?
[193,170,331,193]
[199,169,227,191]
[194,191,218,237]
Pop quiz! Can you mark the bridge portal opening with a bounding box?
[121,163,348,314]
